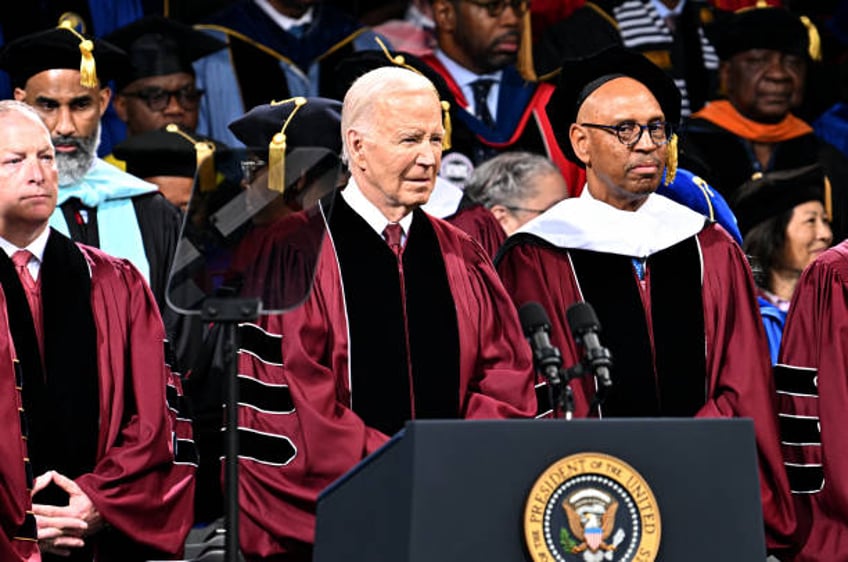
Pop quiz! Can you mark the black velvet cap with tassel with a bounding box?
[331,37,455,149]
[113,125,222,191]
[105,15,226,91]
[712,6,812,61]
[228,97,343,193]
[731,164,828,236]
[0,24,126,88]
[545,45,682,166]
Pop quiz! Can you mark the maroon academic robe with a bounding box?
[0,286,39,562]
[422,177,506,260]
[446,204,505,260]
[72,246,195,560]
[236,210,536,561]
[777,240,848,561]
[496,193,797,554]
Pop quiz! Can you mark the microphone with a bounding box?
[518,302,563,385]
[566,302,613,388]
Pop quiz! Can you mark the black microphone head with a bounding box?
[518,301,551,337]
[566,302,601,336]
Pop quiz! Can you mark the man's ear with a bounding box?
[570,123,591,167]
[13,87,26,102]
[431,0,456,33]
[346,129,366,170]
[490,204,508,223]
[489,204,516,234]
[97,86,112,117]
[112,94,128,122]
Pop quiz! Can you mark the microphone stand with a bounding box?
[198,297,261,562]
[545,356,612,419]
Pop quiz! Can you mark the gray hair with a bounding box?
[464,151,562,209]
[341,66,440,163]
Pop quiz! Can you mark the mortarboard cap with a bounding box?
[331,38,454,149]
[545,45,682,165]
[228,97,342,155]
[228,97,343,193]
[0,24,127,88]
[113,125,222,179]
[331,46,455,110]
[712,7,811,61]
[731,164,828,236]
[105,16,226,91]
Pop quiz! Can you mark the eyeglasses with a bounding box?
[122,85,205,111]
[580,121,672,147]
[504,205,548,215]
[461,0,531,17]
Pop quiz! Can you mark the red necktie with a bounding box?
[12,250,43,358]
[383,223,404,258]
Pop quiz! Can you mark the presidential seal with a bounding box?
[524,452,661,562]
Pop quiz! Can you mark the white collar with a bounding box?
[341,177,414,238]
[253,0,313,31]
[434,49,501,90]
[421,176,463,219]
[0,225,51,262]
[514,185,706,257]
[650,0,685,18]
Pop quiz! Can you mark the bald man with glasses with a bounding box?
[496,46,798,556]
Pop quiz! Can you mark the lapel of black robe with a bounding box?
[329,195,461,436]
[568,237,707,417]
[0,230,99,492]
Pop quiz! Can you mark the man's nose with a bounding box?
[53,106,76,137]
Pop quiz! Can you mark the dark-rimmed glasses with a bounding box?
[461,0,531,17]
[122,85,205,112]
[580,121,672,147]
[504,205,548,215]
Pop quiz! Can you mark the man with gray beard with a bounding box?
[0,25,182,320]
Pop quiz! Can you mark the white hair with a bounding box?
[341,66,440,163]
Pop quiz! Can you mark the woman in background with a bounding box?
[733,164,833,363]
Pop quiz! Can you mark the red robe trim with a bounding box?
[420,54,585,192]
[236,213,536,560]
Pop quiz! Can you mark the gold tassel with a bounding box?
[516,10,537,82]
[375,36,406,68]
[195,141,216,192]
[800,16,822,62]
[665,134,678,186]
[824,175,833,221]
[58,20,97,87]
[166,124,217,191]
[268,97,307,194]
[268,132,287,194]
[441,101,452,150]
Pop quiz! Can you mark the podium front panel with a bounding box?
[315,419,765,562]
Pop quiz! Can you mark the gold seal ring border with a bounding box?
[523,452,662,562]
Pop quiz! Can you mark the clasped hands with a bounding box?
[31,471,104,557]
